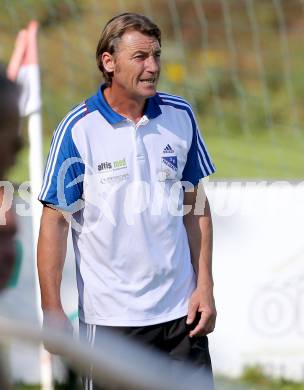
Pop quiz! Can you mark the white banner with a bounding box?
[1,181,303,382]
[208,181,304,381]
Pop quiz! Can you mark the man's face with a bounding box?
[107,30,161,101]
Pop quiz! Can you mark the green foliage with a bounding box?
[216,366,304,390]
[240,365,304,389]
[1,1,304,181]
[241,365,272,385]
[0,0,83,31]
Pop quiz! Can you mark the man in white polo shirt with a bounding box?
[37,12,216,389]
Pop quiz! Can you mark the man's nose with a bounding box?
[145,55,159,73]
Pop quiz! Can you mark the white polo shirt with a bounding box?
[39,84,215,326]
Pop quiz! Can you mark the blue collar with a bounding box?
[93,84,162,124]
[145,92,162,120]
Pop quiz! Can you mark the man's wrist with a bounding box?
[196,279,214,292]
[41,304,65,316]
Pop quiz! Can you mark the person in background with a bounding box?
[0,69,21,291]
[38,13,216,389]
[0,68,22,390]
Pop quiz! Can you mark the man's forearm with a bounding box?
[184,197,214,288]
[184,191,216,336]
[37,206,69,312]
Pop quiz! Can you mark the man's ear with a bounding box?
[102,52,115,73]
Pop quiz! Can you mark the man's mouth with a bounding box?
[139,78,156,85]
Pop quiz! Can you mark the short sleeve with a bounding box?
[38,108,86,211]
[182,119,216,186]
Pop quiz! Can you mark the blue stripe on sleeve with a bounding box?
[39,104,86,199]
[39,108,88,210]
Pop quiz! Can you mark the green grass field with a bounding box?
[216,379,304,390]
[207,130,304,180]
[14,376,304,390]
[216,366,304,390]
[7,126,303,185]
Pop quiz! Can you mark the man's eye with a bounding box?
[135,55,145,59]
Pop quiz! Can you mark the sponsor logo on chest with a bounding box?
[98,158,127,172]
[97,158,129,184]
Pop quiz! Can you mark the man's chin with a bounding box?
[141,86,157,97]
[130,85,157,101]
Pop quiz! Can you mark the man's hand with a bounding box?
[186,286,216,338]
[42,309,74,354]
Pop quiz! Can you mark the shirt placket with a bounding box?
[128,117,149,181]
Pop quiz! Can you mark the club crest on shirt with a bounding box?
[158,156,178,181]
[158,144,178,181]
[161,156,178,171]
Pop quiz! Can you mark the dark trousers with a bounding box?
[80,315,214,390]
